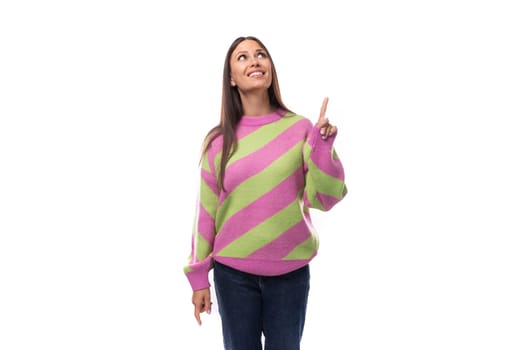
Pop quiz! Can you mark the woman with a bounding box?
[183,35,348,350]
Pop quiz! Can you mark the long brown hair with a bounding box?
[201,36,290,191]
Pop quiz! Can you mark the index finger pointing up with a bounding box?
[319,97,329,122]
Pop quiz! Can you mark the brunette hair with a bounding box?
[201,36,290,191]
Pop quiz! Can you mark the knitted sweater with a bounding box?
[184,109,347,291]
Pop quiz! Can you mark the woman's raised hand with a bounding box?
[316,97,337,139]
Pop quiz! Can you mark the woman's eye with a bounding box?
[257,52,266,58]
[238,54,246,61]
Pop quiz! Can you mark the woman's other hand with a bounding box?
[192,288,212,325]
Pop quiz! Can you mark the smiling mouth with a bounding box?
[248,71,264,77]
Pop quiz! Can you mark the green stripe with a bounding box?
[200,177,218,215]
[283,234,318,260]
[217,201,303,257]
[308,161,346,198]
[303,142,312,159]
[217,141,303,229]
[194,232,212,260]
[201,152,211,173]
[229,115,302,164]
[304,179,320,209]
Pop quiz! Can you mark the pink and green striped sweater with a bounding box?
[184,109,347,291]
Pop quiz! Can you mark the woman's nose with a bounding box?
[249,56,260,66]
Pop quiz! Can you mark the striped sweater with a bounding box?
[184,109,347,291]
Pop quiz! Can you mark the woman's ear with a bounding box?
[230,77,236,87]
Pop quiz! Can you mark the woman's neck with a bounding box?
[239,91,273,117]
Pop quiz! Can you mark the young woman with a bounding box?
[183,35,348,350]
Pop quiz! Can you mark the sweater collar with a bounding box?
[238,109,285,126]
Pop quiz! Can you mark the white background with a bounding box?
[1,0,524,349]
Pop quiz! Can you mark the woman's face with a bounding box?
[229,39,272,93]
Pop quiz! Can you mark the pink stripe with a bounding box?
[236,125,262,138]
[202,168,219,196]
[311,152,345,180]
[186,256,213,290]
[313,161,345,181]
[247,221,312,260]
[303,194,312,208]
[315,192,342,211]
[206,136,222,176]
[214,167,303,252]
[309,131,345,180]
[214,257,313,277]
[224,119,309,194]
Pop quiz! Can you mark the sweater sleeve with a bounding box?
[303,125,348,211]
[183,149,219,291]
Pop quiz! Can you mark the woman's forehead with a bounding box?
[233,39,264,53]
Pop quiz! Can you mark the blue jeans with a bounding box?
[213,261,310,350]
